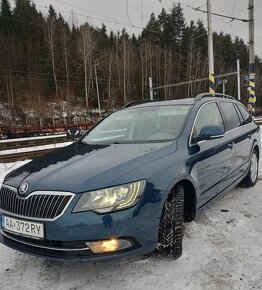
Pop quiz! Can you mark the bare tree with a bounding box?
[46,17,58,97]
[78,23,95,109]
[116,35,121,93]
[9,72,14,107]
[140,48,144,99]
[61,25,70,101]
[122,34,127,103]
[164,47,167,99]
[187,39,193,98]
[119,29,135,103]
[108,48,113,104]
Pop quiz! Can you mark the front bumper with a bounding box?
[0,188,164,262]
[0,230,153,262]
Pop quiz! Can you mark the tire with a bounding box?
[157,185,184,259]
[242,150,259,187]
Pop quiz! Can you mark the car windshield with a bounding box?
[81,105,192,144]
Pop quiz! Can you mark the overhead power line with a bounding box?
[6,0,249,38]
[8,0,149,32]
[0,70,151,86]
[54,0,121,24]
[126,0,133,26]
[231,0,238,17]
[183,3,249,23]
[35,3,145,31]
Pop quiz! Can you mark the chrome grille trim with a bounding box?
[0,185,75,221]
[2,184,17,193]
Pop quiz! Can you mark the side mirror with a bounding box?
[67,127,82,140]
[196,125,225,142]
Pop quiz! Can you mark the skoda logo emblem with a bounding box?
[19,183,29,195]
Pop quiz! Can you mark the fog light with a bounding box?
[86,239,132,254]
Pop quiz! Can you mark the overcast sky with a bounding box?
[32,0,262,58]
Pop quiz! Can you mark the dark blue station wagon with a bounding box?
[0,93,260,262]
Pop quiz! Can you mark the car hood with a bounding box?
[4,141,177,194]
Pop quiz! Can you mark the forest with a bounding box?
[0,0,261,127]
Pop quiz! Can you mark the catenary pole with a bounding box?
[149,77,153,100]
[222,80,226,95]
[237,59,241,101]
[248,0,255,114]
[207,0,215,94]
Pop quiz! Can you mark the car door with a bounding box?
[219,101,251,179]
[190,102,235,206]
[235,103,256,170]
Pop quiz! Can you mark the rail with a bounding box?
[0,134,74,163]
[255,116,262,125]
[0,134,68,151]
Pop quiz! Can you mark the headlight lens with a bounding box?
[73,180,146,213]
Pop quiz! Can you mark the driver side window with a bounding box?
[192,102,224,143]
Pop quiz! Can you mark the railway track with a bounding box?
[0,148,57,163]
[0,134,74,163]
[256,117,262,125]
[0,134,68,151]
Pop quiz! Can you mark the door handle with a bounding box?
[228,142,234,149]
[248,134,252,139]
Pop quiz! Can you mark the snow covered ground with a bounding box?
[0,142,72,156]
[0,153,261,289]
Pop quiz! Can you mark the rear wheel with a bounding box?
[157,185,184,259]
[242,150,259,187]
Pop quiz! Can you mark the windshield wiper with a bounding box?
[77,140,89,145]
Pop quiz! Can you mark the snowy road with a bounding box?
[0,159,261,289]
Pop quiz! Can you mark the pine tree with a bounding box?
[48,5,57,19]
[0,0,13,35]
[0,0,261,120]
[13,0,39,41]
[141,13,161,44]
[160,4,186,48]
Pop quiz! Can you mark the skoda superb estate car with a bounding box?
[0,93,260,262]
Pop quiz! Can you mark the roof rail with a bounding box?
[195,93,235,102]
[122,100,152,108]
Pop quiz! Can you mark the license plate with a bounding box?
[2,215,44,239]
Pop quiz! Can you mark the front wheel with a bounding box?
[242,150,259,187]
[157,185,184,259]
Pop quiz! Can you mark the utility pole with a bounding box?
[94,61,101,117]
[149,77,153,100]
[248,0,255,114]
[237,59,241,101]
[207,0,215,94]
[222,80,227,95]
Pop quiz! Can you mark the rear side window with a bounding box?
[192,102,224,141]
[220,102,241,131]
[237,104,253,125]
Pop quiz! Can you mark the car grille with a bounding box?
[0,186,73,219]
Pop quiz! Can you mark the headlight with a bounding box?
[73,180,146,213]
